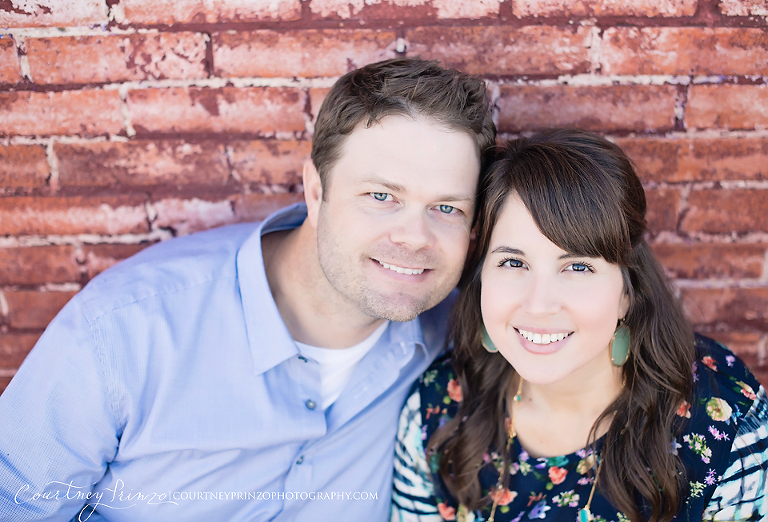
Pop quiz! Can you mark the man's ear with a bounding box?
[303,160,323,228]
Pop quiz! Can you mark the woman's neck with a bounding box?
[511,356,624,458]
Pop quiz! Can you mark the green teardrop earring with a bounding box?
[610,322,630,366]
[481,325,498,353]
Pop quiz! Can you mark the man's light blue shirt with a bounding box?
[0,203,450,521]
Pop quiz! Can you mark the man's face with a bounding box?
[306,114,481,322]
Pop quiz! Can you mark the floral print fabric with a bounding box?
[391,334,768,522]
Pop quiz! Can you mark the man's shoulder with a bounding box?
[75,222,261,319]
[417,288,458,355]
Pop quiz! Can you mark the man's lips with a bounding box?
[374,259,427,275]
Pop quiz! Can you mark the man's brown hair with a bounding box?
[311,57,496,189]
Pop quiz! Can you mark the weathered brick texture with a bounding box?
[55,141,230,187]
[0,0,107,28]
[405,26,592,76]
[0,333,41,370]
[0,246,80,285]
[497,85,678,133]
[309,0,500,20]
[213,30,398,78]
[0,145,49,188]
[127,87,306,135]
[683,189,768,234]
[3,290,78,329]
[651,243,767,279]
[229,140,310,185]
[512,0,698,17]
[0,196,149,236]
[682,287,768,331]
[152,197,237,235]
[687,85,768,130]
[617,137,768,183]
[720,0,768,15]
[0,90,123,136]
[82,244,154,279]
[0,37,20,84]
[233,193,305,222]
[26,33,208,84]
[119,0,302,24]
[602,28,768,76]
[308,88,331,126]
[644,187,680,233]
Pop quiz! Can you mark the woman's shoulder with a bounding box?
[690,333,762,419]
[686,334,768,520]
[676,334,764,484]
[417,352,463,439]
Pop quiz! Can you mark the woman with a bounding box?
[391,129,767,522]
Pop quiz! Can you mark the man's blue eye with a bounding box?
[438,205,455,214]
[372,193,389,201]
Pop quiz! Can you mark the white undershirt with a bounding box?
[295,321,390,410]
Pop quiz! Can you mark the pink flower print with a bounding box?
[702,356,717,371]
[490,487,517,506]
[447,378,463,403]
[437,502,456,520]
[737,381,757,401]
[548,466,567,485]
[676,401,692,418]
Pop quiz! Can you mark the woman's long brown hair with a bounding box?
[429,129,695,522]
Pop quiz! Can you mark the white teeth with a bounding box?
[517,329,570,345]
[379,261,425,275]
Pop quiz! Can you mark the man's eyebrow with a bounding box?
[362,179,405,193]
[438,195,475,203]
[361,178,474,203]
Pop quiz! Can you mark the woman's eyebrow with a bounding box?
[490,246,524,255]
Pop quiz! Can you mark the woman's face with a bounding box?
[480,194,630,386]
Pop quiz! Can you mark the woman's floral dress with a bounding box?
[391,335,768,521]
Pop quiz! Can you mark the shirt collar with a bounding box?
[237,203,307,376]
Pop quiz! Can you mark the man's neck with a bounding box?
[262,222,386,349]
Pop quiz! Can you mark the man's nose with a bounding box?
[388,209,434,251]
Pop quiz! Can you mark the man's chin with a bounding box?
[362,294,434,323]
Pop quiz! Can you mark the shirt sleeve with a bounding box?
[391,387,443,522]
[0,296,119,521]
[703,385,768,521]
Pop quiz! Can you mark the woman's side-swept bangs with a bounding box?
[483,130,645,267]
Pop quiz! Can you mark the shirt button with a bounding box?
[296,455,304,465]
[305,399,317,410]
[298,355,308,362]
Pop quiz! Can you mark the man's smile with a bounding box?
[375,259,426,275]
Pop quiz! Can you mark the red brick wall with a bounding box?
[1,0,767,392]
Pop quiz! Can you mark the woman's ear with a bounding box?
[303,160,323,228]
[619,290,630,321]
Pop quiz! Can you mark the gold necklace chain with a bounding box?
[487,378,603,522]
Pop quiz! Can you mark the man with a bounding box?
[0,58,495,521]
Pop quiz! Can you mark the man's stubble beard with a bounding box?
[315,209,440,323]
